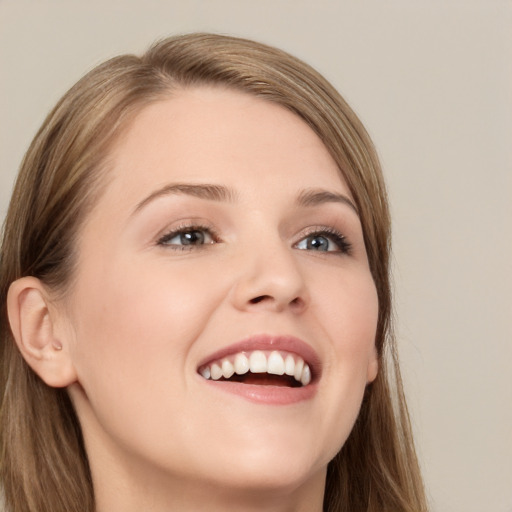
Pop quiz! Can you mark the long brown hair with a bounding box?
[0,33,427,511]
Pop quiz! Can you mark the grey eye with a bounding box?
[176,230,206,245]
[296,235,331,251]
[295,231,351,254]
[159,228,214,247]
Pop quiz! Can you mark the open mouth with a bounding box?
[198,350,312,387]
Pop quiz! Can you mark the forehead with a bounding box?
[102,86,349,206]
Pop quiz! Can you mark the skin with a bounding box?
[12,87,379,511]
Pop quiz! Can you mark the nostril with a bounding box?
[249,295,269,304]
[249,295,304,308]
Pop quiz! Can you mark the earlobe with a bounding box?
[7,277,77,388]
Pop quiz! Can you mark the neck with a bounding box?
[94,464,326,512]
[96,485,326,512]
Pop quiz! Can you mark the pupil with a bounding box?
[180,230,204,245]
[308,236,328,251]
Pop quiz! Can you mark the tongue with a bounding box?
[242,374,290,387]
[226,373,299,387]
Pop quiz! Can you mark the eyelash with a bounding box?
[296,226,352,255]
[157,223,220,251]
[156,224,352,255]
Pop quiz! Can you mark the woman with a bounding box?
[0,33,427,511]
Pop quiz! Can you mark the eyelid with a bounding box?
[156,221,221,248]
[294,225,352,255]
[154,220,351,254]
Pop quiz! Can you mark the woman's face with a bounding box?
[64,87,379,500]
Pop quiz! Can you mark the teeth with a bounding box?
[200,350,312,387]
[284,354,295,376]
[249,351,267,373]
[222,360,235,379]
[211,363,222,380]
[301,364,311,386]
[267,351,285,375]
[293,358,304,382]
[234,353,250,375]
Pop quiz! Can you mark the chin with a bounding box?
[192,432,332,494]
[206,457,326,496]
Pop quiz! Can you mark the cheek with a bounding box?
[313,265,379,355]
[335,279,379,385]
[67,256,225,390]
[64,256,231,461]
[308,266,379,447]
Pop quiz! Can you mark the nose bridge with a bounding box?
[230,226,309,312]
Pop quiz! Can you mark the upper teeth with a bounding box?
[199,350,312,386]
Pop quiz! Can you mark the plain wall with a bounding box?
[1,1,511,511]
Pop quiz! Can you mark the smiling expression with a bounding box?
[62,86,379,504]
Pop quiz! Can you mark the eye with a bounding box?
[157,225,216,249]
[295,229,351,254]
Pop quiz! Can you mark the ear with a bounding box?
[7,277,77,388]
[366,345,379,383]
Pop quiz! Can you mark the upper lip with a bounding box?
[196,334,322,380]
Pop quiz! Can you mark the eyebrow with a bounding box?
[133,183,237,214]
[132,183,358,216]
[296,189,359,215]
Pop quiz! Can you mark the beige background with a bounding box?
[1,1,511,511]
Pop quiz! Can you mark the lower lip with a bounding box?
[202,379,318,405]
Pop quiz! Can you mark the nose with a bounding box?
[229,237,309,314]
